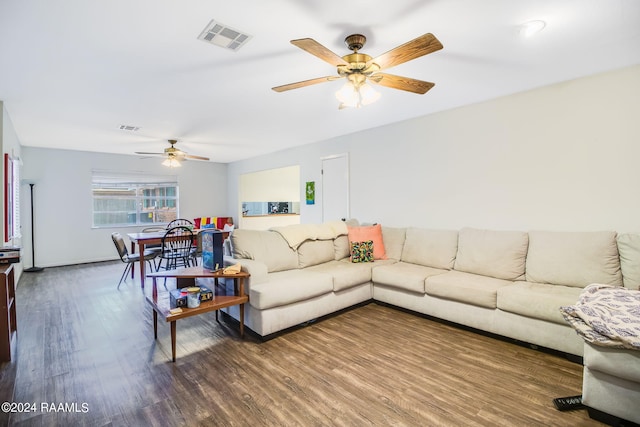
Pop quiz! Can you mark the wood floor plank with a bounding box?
[1,261,605,426]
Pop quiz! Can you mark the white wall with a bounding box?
[228,64,640,233]
[20,147,228,267]
[239,165,300,230]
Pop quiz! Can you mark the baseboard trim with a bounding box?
[587,406,640,427]
[373,300,583,364]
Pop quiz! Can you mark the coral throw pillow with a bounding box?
[351,240,374,263]
[348,224,387,260]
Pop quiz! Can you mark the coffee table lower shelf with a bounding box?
[147,292,248,362]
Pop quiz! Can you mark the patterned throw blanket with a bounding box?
[560,284,640,350]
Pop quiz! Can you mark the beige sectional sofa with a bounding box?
[223,221,637,359]
[223,222,640,424]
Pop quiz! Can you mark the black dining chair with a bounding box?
[142,226,165,269]
[166,219,198,264]
[166,218,194,228]
[111,232,158,289]
[156,226,195,272]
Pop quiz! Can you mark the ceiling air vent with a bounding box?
[119,125,140,132]
[198,20,252,51]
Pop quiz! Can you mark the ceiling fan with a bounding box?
[272,33,443,108]
[135,139,210,167]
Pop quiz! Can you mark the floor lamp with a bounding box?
[24,183,43,273]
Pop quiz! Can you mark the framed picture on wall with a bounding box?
[306,181,315,205]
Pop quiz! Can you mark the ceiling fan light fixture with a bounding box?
[335,80,380,109]
[162,157,182,168]
[359,83,381,105]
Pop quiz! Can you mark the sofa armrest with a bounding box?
[224,256,268,284]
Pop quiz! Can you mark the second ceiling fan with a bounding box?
[135,139,210,167]
[272,32,443,108]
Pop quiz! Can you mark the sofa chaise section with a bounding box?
[224,224,374,337]
[494,230,623,356]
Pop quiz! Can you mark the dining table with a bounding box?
[126,228,229,288]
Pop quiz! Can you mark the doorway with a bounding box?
[321,154,349,222]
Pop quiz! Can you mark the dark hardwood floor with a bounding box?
[0,261,603,426]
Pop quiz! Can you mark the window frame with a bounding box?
[91,171,179,228]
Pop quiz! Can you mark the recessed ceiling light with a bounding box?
[519,20,546,38]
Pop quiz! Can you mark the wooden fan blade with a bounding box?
[184,154,210,161]
[369,73,435,94]
[272,76,339,92]
[367,33,443,70]
[135,151,164,155]
[291,38,349,66]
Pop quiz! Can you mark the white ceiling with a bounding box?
[1,0,639,164]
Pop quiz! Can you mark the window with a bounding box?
[4,154,21,242]
[92,171,178,227]
[11,157,20,239]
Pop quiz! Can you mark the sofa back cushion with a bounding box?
[617,233,640,290]
[454,228,528,280]
[334,235,350,260]
[526,230,622,288]
[231,229,298,273]
[401,228,458,270]
[298,239,335,268]
[382,226,406,260]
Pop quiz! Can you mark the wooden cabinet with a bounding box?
[0,264,16,362]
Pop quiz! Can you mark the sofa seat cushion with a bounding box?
[249,270,334,310]
[497,281,583,325]
[425,270,513,308]
[307,260,373,292]
[373,261,447,294]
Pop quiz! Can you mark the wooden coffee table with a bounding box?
[146,266,250,362]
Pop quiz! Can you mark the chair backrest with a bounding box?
[167,218,193,229]
[161,226,194,257]
[111,232,129,261]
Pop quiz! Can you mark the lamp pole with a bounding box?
[24,183,43,273]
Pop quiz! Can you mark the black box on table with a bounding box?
[201,230,224,271]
